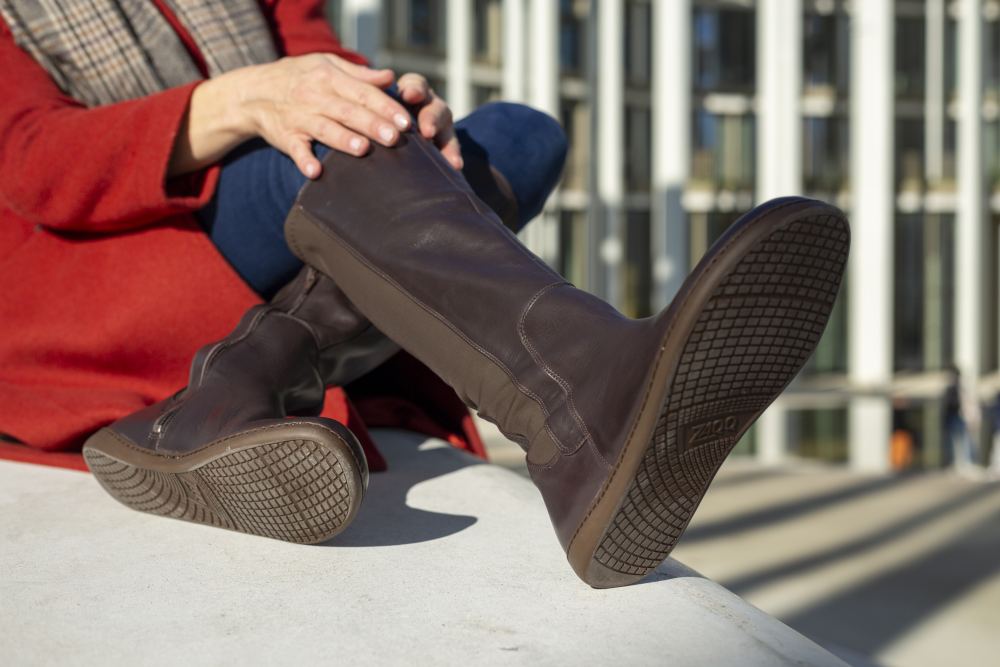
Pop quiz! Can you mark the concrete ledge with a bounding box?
[0,429,843,665]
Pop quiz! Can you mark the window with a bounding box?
[803,116,849,192]
[803,11,849,93]
[895,117,925,191]
[692,110,756,191]
[693,7,755,93]
[625,1,652,86]
[624,210,652,318]
[893,214,955,372]
[559,0,588,77]
[625,105,651,192]
[558,210,590,287]
[472,0,502,65]
[385,0,445,54]
[787,409,848,463]
[559,98,590,191]
[895,16,926,99]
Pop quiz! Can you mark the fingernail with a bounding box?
[454,157,464,170]
[350,137,364,153]
[394,113,410,130]
[379,126,396,143]
[305,163,317,178]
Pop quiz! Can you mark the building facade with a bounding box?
[327,0,1000,472]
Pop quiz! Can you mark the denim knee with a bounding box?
[456,102,568,224]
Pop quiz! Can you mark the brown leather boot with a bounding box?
[286,133,851,587]
[81,267,387,544]
[82,137,527,543]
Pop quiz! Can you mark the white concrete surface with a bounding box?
[0,430,842,666]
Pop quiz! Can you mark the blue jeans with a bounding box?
[196,102,568,298]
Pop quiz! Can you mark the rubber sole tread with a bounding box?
[84,439,355,544]
[593,213,850,577]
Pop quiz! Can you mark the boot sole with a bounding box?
[82,420,366,544]
[569,198,850,588]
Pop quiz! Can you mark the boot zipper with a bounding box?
[149,392,183,446]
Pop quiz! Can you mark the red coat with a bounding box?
[0,0,484,471]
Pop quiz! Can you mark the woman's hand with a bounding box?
[171,53,417,179]
[396,73,463,170]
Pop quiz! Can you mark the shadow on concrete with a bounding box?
[783,503,1000,656]
[685,474,919,543]
[325,433,480,548]
[722,482,1000,596]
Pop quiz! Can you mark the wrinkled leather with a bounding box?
[109,266,383,456]
[107,144,522,459]
[287,132,666,550]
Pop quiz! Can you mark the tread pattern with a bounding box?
[84,439,357,544]
[593,214,849,577]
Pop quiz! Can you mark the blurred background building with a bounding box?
[326,0,1000,474]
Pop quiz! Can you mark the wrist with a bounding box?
[195,69,256,144]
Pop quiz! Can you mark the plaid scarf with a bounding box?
[0,0,277,106]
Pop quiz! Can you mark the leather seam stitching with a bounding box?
[517,283,600,460]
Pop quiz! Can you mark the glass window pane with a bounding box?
[693,8,755,93]
[803,116,849,192]
[558,210,589,287]
[895,16,926,99]
[896,117,925,190]
[625,1,652,86]
[624,210,652,318]
[625,105,651,192]
[787,409,848,463]
[894,214,955,372]
[560,0,588,76]
[560,99,590,191]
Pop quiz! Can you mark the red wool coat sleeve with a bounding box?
[0,22,218,234]
[0,2,482,469]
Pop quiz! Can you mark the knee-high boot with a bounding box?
[285,133,851,587]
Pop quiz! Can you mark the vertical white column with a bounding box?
[525,0,560,264]
[337,0,383,62]
[595,0,625,306]
[527,0,559,117]
[502,0,526,102]
[756,0,803,465]
[956,0,984,379]
[848,0,894,472]
[446,0,472,118]
[651,0,690,308]
[925,0,946,183]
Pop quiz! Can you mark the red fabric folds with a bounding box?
[0,0,483,472]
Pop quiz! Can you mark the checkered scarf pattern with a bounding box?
[0,0,277,106]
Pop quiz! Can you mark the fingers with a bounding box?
[436,124,464,170]
[284,134,322,179]
[397,72,431,106]
[307,115,369,156]
[339,80,412,133]
[416,95,462,169]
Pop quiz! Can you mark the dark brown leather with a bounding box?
[105,142,522,460]
[109,265,392,457]
[285,133,660,552]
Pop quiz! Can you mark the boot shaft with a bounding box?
[289,133,643,464]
